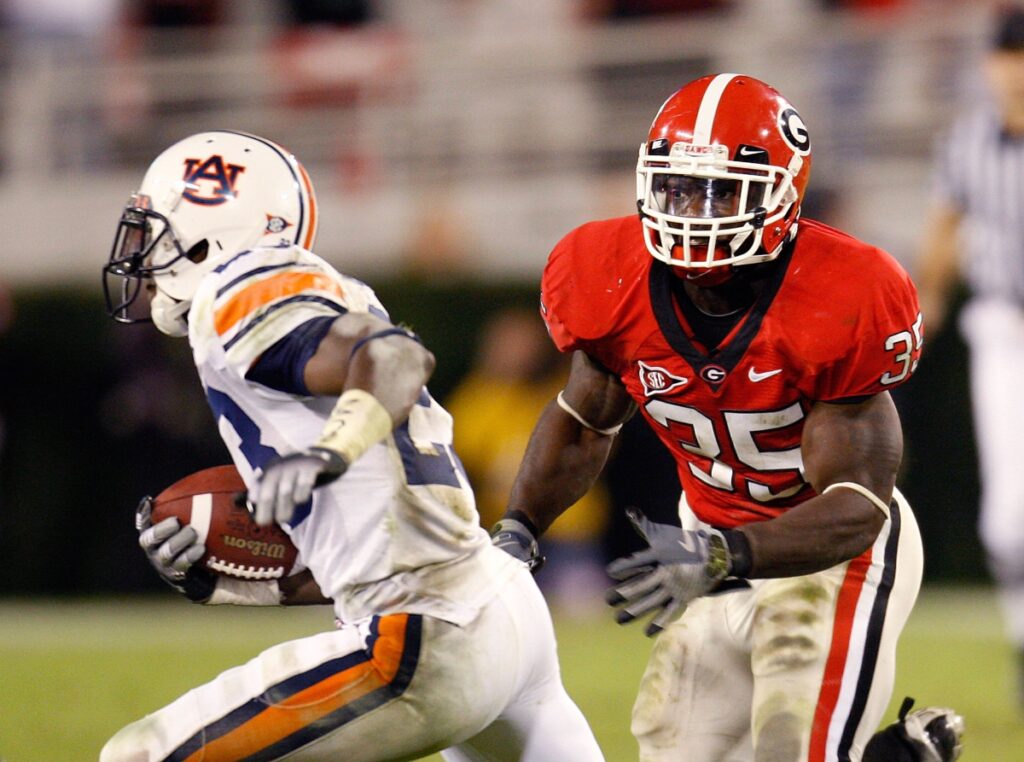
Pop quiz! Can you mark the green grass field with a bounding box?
[0,587,1019,760]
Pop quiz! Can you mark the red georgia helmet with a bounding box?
[636,73,812,270]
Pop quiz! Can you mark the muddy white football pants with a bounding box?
[631,488,923,762]
[960,298,1024,648]
[99,567,603,762]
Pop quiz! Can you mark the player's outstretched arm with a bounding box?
[493,351,635,560]
[250,312,434,526]
[739,392,901,578]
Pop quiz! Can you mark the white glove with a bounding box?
[606,510,730,636]
[136,496,215,602]
[248,447,347,526]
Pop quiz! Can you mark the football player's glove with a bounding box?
[606,509,730,637]
[136,496,215,602]
[490,516,545,573]
[248,447,347,527]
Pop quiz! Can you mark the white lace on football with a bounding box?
[206,555,288,580]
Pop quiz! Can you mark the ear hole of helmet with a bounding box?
[186,240,209,264]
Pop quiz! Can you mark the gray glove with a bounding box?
[136,496,215,602]
[248,447,347,526]
[606,509,730,636]
[490,517,545,573]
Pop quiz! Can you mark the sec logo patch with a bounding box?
[638,361,688,397]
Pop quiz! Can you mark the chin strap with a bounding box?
[150,291,190,337]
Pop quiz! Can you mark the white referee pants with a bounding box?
[961,298,1024,647]
[99,566,603,761]
[631,489,923,762]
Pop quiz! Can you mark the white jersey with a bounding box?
[188,243,519,625]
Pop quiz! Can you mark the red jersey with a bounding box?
[541,215,922,529]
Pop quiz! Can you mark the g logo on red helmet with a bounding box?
[778,108,811,156]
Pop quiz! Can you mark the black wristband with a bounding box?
[181,567,217,603]
[721,529,754,578]
[503,509,540,539]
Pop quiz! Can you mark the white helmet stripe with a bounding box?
[693,73,738,145]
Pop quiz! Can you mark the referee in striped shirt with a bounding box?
[917,4,1024,708]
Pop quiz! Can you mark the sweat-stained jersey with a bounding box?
[541,215,923,529]
[188,243,520,626]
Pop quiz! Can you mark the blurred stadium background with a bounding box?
[0,0,1019,758]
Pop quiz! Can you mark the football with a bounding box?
[151,464,298,580]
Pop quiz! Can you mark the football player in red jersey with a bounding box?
[488,74,964,761]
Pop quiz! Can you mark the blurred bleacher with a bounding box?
[0,0,991,595]
[0,0,990,283]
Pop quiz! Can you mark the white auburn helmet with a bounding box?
[104,130,318,336]
[636,73,812,271]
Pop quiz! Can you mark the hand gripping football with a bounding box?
[151,465,298,581]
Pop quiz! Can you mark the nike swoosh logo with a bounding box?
[738,146,762,156]
[748,367,783,382]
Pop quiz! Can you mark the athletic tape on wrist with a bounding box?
[822,482,891,519]
[556,391,623,436]
[314,389,392,465]
[207,577,283,606]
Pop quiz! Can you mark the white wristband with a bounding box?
[556,391,623,436]
[822,482,891,519]
[314,389,393,465]
[207,577,283,606]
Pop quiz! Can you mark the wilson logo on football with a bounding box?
[221,534,290,559]
[638,361,688,397]
[181,155,245,206]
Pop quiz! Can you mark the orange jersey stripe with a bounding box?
[808,551,871,761]
[297,161,317,250]
[214,271,344,337]
[184,614,412,762]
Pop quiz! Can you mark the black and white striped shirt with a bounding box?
[935,106,1024,303]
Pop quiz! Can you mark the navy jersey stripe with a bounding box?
[215,262,313,299]
[835,499,901,760]
[245,315,338,396]
[214,249,255,274]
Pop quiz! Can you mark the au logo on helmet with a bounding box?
[181,155,246,206]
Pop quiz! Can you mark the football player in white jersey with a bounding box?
[99,130,603,762]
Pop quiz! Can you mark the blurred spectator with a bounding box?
[915,2,1024,708]
[445,307,610,611]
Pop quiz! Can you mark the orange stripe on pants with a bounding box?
[184,614,411,762]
